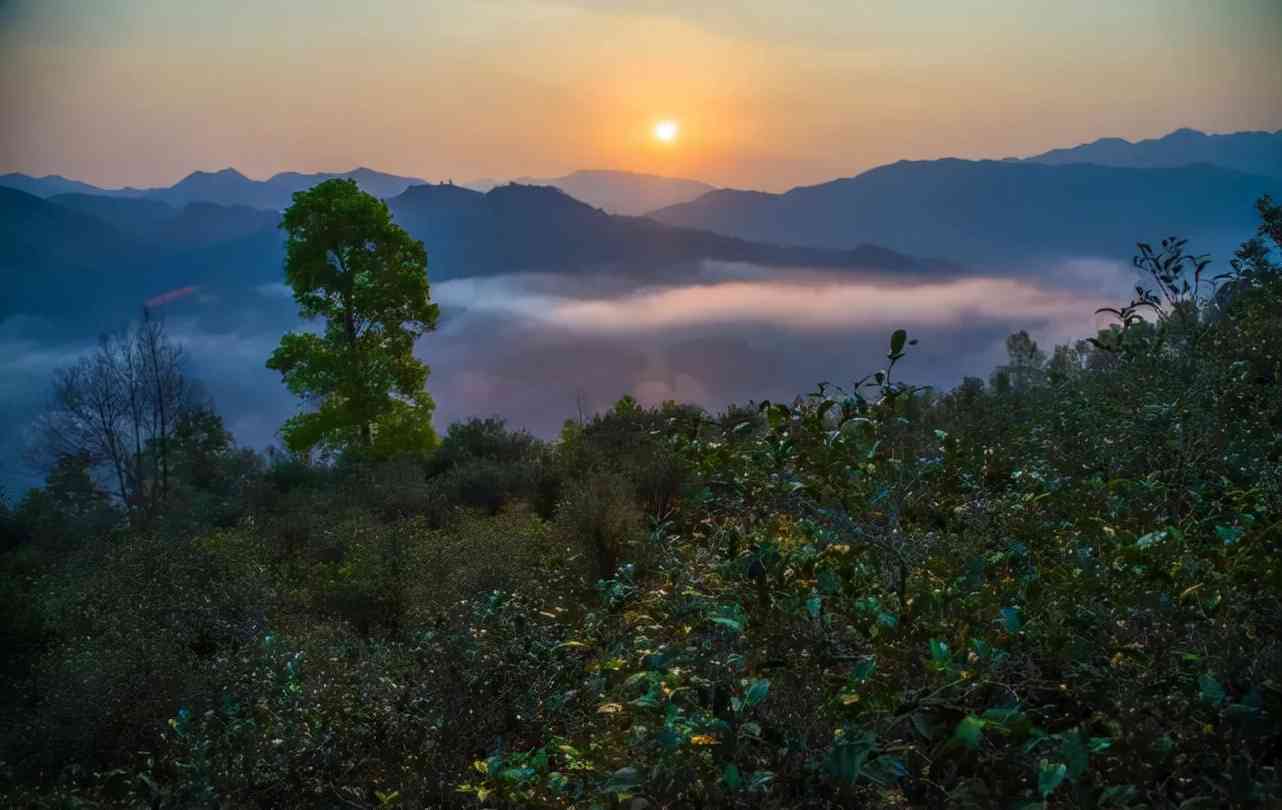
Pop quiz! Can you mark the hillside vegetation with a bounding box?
[2,198,1281,808]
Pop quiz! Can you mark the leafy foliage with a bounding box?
[268,179,440,460]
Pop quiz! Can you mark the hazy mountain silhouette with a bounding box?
[0,187,142,322]
[499,170,717,215]
[0,178,957,331]
[45,193,176,236]
[0,173,119,198]
[0,167,429,210]
[0,187,292,329]
[50,193,279,249]
[1021,128,1282,177]
[386,182,948,280]
[265,167,431,203]
[649,160,1278,264]
[142,167,430,209]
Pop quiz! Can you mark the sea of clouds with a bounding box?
[0,257,1137,496]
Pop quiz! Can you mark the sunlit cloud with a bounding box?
[433,264,1124,338]
[549,276,1097,333]
[145,286,200,308]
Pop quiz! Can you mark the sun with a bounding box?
[653,120,679,143]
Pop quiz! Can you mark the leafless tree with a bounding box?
[137,311,190,501]
[27,311,195,512]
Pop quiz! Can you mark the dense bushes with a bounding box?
[13,530,272,777]
[3,203,1282,807]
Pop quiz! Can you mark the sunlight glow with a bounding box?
[653,120,679,143]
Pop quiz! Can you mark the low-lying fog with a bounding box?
[1,259,1137,493]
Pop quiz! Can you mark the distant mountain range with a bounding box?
[1,166,716,217]
[4,126,1277,221]
[0,187,285,326]
[0,167,429,210]
[650,159,1278,264]
[386,182,938,278]
[0,173,109,198]
[0,181,949,331]
[495,170,717,215]
[48,193,278,249]
[2,126,1278,312]
[1020,127,1282,177]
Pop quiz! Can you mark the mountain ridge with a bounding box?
[500,169,718,215]
[649,159,1279,264]
[0,180,956,331]
[388,181,952,280]
[4,125,1277,212]
[0,167,430,209]
[1019,127,1282,177]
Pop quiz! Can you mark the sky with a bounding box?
[1,0,1280,191]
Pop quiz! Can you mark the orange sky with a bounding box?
[2,0,1280,191]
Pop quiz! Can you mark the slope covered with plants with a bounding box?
[2,198,1281,808]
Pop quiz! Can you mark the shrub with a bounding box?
[554,472,644,583]
[427,416,538,477]
[12,530,271,775]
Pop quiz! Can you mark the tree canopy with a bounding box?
[267,179,440,459]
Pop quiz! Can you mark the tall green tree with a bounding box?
[268,179,440,459]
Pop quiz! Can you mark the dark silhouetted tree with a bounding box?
[994,330,1046,392]
[29,316,194,512]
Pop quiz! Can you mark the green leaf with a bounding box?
[654,727,681,750]
[1000,606,1024,633]
[499,766,536,783]
[744,679,770,708]
[1088,736,1113,753]
[1151,735,1174,759]
[1135,529,1167,549]
[1058,728,1089,780]
[710,617,743,633]
[1038,760,1068,798]
[863,755,908,786]
[827,729,876,785]
[890,329,908,356]
[851,657,876,682]
[909,712,935,740]
[817,567,842,595]
[981,706,1027,735]
[722,763,741,789]
[806,593,822,619]
[928,639,950,666]
[1198,673,1226,706]
[602,766,643,793]
[1215,525,1244,545]
[954,715,985,749]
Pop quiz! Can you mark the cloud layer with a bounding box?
[0,259,1134,496]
